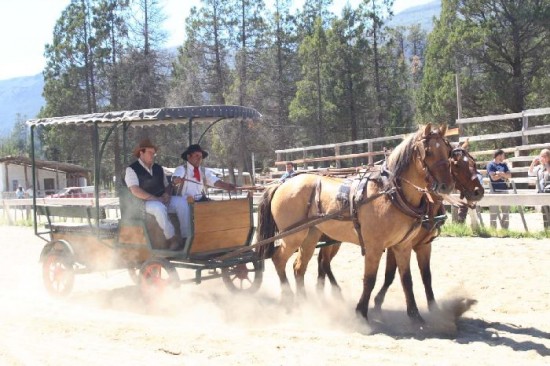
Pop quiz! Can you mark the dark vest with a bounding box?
[129,161,165,197]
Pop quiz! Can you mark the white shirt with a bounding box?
[173,161,219,197]
[125,159,169,188]
[528,164,549,192]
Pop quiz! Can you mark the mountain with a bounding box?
[389,0,441,31]
[0,2,441,137]
[0,74,44,135]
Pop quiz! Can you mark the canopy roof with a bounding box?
[26,105,262,128]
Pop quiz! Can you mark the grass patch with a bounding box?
[0,218,34,227]
[440,222,549,239]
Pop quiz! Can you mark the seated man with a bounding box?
[124,139,186,250]
[171,144,236,238]
[279,162,296,182]
[487,149,512,229]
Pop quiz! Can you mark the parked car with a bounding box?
[47,186,103,198]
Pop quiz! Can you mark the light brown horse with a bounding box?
[257,124,454,323]
[317,140,485,312]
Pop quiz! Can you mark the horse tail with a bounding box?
[256,183,280,259]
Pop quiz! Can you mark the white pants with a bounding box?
[168,196,189,238]
[144,197,188,239]
[144,201,174,239]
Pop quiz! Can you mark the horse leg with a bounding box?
[373,248,398,312]
[393,246,424,324]
[414,242,437,311]
[316,246,328,293]
[272,238,303,304]
[356,247,384,321]
[293,228,322,299]
[324,243,343,298]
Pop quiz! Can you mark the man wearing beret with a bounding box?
[125,138,185,249]
[171,144,237,241]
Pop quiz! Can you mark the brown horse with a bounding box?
[316,139,484,311]
[257,124,454,323]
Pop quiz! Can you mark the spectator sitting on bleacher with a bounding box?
[528,148,550,229]
[528,148,550,193]
[279,162,296,182]
[487,149,512,229]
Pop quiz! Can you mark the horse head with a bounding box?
[415,123,454,195]
[451,139,484,202]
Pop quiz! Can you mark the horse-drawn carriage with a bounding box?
[28,107,483,323]
[27,106,264,298]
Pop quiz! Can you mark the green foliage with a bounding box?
[418,0,550,126]
[441,221,550,239]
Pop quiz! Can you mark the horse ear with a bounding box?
[461,138,470,151]
[423,123,432,137]
[439,123,447,137]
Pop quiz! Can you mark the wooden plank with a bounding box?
[523,107,550,117]
[118,225,147,246]
[193,198,250,218]
[275,135,405,154]
[190,227,250,253]
[469,143,549,157]
[274,150,387,165]
[451,193,550,206]
[194,211,250,232]
[458,130,523,143]
[523,125,550,136]
[456,111,523,124]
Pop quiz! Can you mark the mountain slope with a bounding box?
[0,74,44,135]
[0,1,441,136]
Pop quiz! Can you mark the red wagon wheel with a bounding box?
[221,261,263,294]
[42,253,75,297]
[139,258,179,300]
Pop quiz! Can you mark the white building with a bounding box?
[0,156,90,197]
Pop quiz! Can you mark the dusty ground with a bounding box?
[0,225,548,365]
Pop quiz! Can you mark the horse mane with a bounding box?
[386,125,424,179]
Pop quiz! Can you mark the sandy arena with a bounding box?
[0,225,548,365]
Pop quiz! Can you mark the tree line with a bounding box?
[2,0,549,186]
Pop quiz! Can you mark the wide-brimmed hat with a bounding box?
[132,138,158,158]
[181,144,209,160]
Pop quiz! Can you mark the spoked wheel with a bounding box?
[221,261,263,294]
[139,258,179,300]
[42,253,75,297]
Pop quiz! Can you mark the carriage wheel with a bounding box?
[221,261,263,294]
[139,258,179,299]
[42,253,75,297]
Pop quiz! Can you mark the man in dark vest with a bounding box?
[124,139,185,249]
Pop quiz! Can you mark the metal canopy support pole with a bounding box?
[93,122,100,230]
[189,117,193,146]
[123,122,129,167]
[30,125,38,236]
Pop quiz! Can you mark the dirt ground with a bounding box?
[0,225,548,365]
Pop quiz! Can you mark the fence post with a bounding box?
[335,145,341,169]
[522,112,529,145]
[368,141,374,166]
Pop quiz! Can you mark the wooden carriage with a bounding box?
[28,106,263,298]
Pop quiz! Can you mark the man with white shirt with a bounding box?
[171,144,236,238]
[124,139,185,250]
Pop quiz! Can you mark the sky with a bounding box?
[0,0,434,81]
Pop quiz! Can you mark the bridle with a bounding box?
[450,147,480,199]
[414,132,453,193]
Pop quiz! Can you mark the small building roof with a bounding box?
[0,156,90,174]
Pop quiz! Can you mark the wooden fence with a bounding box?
[270,107,550,231]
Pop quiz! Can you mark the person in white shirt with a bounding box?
[528,148,550,229]
[124,139,186,250]
[171,144,236,238]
